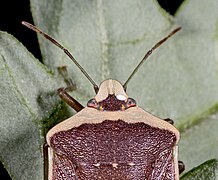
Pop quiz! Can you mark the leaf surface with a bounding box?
[181,159,218,180]
[0,31,69,179]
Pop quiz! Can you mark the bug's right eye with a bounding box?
[87,98,99,109]
[125,98,137,109]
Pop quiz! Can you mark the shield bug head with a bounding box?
[22,21,183,179]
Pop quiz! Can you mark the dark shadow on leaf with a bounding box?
[36,91,72,137]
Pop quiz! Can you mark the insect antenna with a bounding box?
[123,27,182,90]
[22,21,99,93]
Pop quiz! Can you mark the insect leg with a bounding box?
[164,118,174,125]
[43,143,49,180]
[57,88,84,112]
[178,160,185,174]
[58,66,77,91]
[57,66,84,112]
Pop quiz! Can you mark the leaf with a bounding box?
[29,0,218,125]
[30,0,176,106]
[0,0,218,179]
[174,0,218,174]
[0,32,71,179]
[175,0,218,129]
[181,159,218,180]
[179,112,218,173]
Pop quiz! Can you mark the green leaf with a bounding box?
[29,0,218,125]
[181,159,218,180]
[0,0,218,179]
[0,32,71,179]
[179,112,218,173]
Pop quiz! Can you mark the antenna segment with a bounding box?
[22,21,99,93]
[123,27,181,90]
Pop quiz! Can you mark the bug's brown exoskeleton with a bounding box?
[22,21,184,180]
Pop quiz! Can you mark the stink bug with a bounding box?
[22,21,184,180]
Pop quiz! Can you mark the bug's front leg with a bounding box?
[57,88,84,112]
[179,160,185,174]
[58,66,77,91]
[164,118,174,125]
[43,143,49,180]
[57,66,84,112]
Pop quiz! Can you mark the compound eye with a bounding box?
[87,98,98,109]
[126,98,136,108]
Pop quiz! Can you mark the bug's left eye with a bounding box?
[87,98,98,109]
[126,98,136,108]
